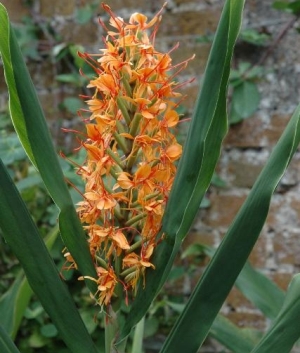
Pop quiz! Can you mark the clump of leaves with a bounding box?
[229,62,264,124]
[273,0,300,15]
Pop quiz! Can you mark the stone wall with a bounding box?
[1,0,300,351]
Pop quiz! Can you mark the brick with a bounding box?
[183,228,216,252]
[225,311,265,330]
[270,272,292,291]
[28,61,57,89]
[39,0,76,17]
[224,115,266,148]
[273,229,300,267]
[178,81,200,112]
[59,22,98,45]
[202,190,247,228]
[226,287,257,312]
[167,42,211,75]
[0,0,29,22]
[103,0,155,12]
[249,236,267,268]
[227,157,264,188]
[38,91,60,121]
[225,113,291,148]
[159,8,221,36]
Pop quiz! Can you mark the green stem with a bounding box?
[121,76,132,98]
[125,239,142,255]
[120,266,137,278]
[105,306,127,353]
[131,192,160,207]
[105,306,119,353]
[95,256,108,269]
[117,96,131,126]
[113,132,129,154]
[116,120,127,133]
[112,255,123,313]
[125,212,146,226]
[131,316,145,353]
[129,113,142,137]
[126,144,140,170]
[106,148,125,170]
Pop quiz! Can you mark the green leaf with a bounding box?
[251,274,300,353]
[0,132,26,165]
[0,3,97,292]
[229,105,244,124]
[211,172,227,188]
[119,0,245,342]
[131,317,145,353]
[160,102,300,352]
[232,81,260,119]
[272,1,290,10]
[235,262,285,320]
[239,28,270,46]
[75,5,94,24]
[210,315,259,353]
[55,73,86,86]
[203,246,285,320]
[62,97,84,114]
[273,1,300,14]
[0,159,99,353]
[0,273,32,339]
[40,324,58,338]
[0,324,20,353]
[0,225,59,338]
[162,299,258,353]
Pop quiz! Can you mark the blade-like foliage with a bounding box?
[204,246,285,320]
[119,0,245,341]
[251,274,300,353]
[235,262,284,320]
[0,160,99,353]
[0,3,97,291]
[0,226,59,338]
[210,315,258,353]
[0,324,20,353]
[160,103,300,352]
[0,273,32,339]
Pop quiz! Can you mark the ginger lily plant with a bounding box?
[1,1,300,353]
[63,4,194,308]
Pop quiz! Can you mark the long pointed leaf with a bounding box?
[160,103,300,352]
[0,3,97,290]
[210,315,258,353]
[235,262,285,320]
[0,273,31,339]
[0,225,59,338]
[204,246,285,320]
[119,0,245,341]
[0,324,20,353]
[0,159,99,353]
[251,274,300,353]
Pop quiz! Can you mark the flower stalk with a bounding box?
[64,3,193,308]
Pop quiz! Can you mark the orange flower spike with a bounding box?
[94,266,118,306]
[164,143,183,162]
[64,3,193,306]
[111,229,130,254]
[87,73,119,98]
[116,172,134,190]
[141,242,155,267]
[84,190,117,210]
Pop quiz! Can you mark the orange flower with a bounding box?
[64,3,193,306]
